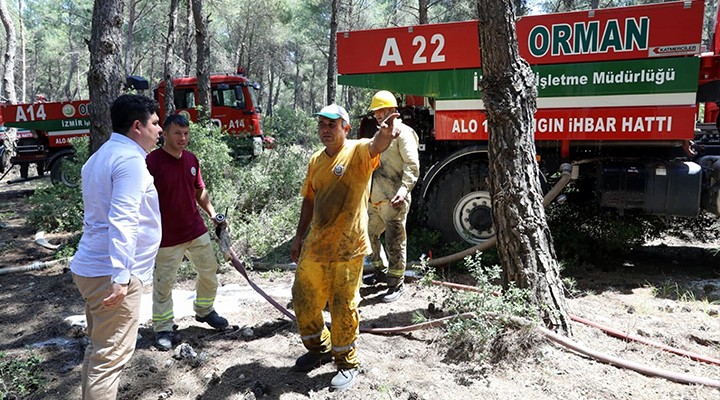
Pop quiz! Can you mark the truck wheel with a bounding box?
[50,155,79,187]
[425,162,494,244]
[20,163,29,179]
[0,149,9,173]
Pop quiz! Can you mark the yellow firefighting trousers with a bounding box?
[292,256,363,369]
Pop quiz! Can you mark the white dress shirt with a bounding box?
[70,132,161,285]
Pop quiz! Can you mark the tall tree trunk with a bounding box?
[0,0,17,103]
[326,0,338,104]
[182,0,193,76]
[30,33,37,98]
[476,0,572,335]
[309,62,317,110]
[17,0,25,103]
[418,0,428,24]
[191,0,210,122]
[63,52,78,100]
[164,0,179,116]
[235,11,251,71]
[125,0,136,76]
[273,71,281,108]
[88,0,125,154]
[266,67,274,116]
[292,44,300,110]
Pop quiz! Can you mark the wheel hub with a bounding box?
[453,190,494,244]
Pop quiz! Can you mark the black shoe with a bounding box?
[294,351,333,372]
[362,272,386,286]
[195,311,229,330]
[382,284,404,303]
[330,368,359,391]
[155,331,173,351]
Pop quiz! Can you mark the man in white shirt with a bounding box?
[70,94,162,400]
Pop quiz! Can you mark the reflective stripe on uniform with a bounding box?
[301,329,325,342]
[194,296,216,307]
[152,309,174,323]
[333,341,357,354]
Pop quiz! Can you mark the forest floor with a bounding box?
[0,169,719,400]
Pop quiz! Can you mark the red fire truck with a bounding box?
[0,70,264,185]
[338,0,720,243]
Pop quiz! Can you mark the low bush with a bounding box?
[0,351,46,399]
[420,254,536,362]
[27,138,86,237]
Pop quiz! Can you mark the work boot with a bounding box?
[195,311,229,330]
[382,283,405,303]
[155,331,173,351]
[330,368,359,391]
[294,351,333,372]
[362,271,387,286]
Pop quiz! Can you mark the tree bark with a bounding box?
[125,0,136,76]
[88,0,125,154]
[63,52,78,100]
[266,66,274,116]
[418,0,428,24]
[291,43,301,110]
[477,0,572,335]
[163,0,179,116]
[0,0,17,103]
[191,0,210,122]
[182,0,193,76]
[326,0,338,104]
[17,0,25,103]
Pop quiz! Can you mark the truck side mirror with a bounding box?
[125,75,149,91]
[252,82,262,91]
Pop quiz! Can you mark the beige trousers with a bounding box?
[72,273,142,400]
[367,199,409,287]
[152,232,219,332]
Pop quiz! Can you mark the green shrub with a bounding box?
[420,254,535,362]
[186,121,238,218]
[0,351,46,399]
[262,107,319,148]
[231,144,313,262]
[547,202,665,263]
[26,137,86,234]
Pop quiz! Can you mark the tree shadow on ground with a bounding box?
[136,319,295,352]
[561,243,719,297]
[200,361,335,400]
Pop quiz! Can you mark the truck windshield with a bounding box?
[248,86,259,111]
[174,88,195,110]
[212,87,245,108]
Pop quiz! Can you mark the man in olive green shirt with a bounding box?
[363,90,420,303]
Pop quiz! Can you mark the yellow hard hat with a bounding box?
[369,90,398,111]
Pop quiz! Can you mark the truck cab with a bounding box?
[155,71,265,156]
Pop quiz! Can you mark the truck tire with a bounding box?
[425,162,494,244]
[50,155,79,187]
[0,148,9,173]
[20,163,29,179]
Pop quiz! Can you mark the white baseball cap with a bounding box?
[314,104,350,124]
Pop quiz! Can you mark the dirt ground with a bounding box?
[1,171,719,400]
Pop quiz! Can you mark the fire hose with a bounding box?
[431,280,720,367]
[226,245,720,388]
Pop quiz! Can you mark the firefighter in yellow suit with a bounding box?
[290,103,400,392]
